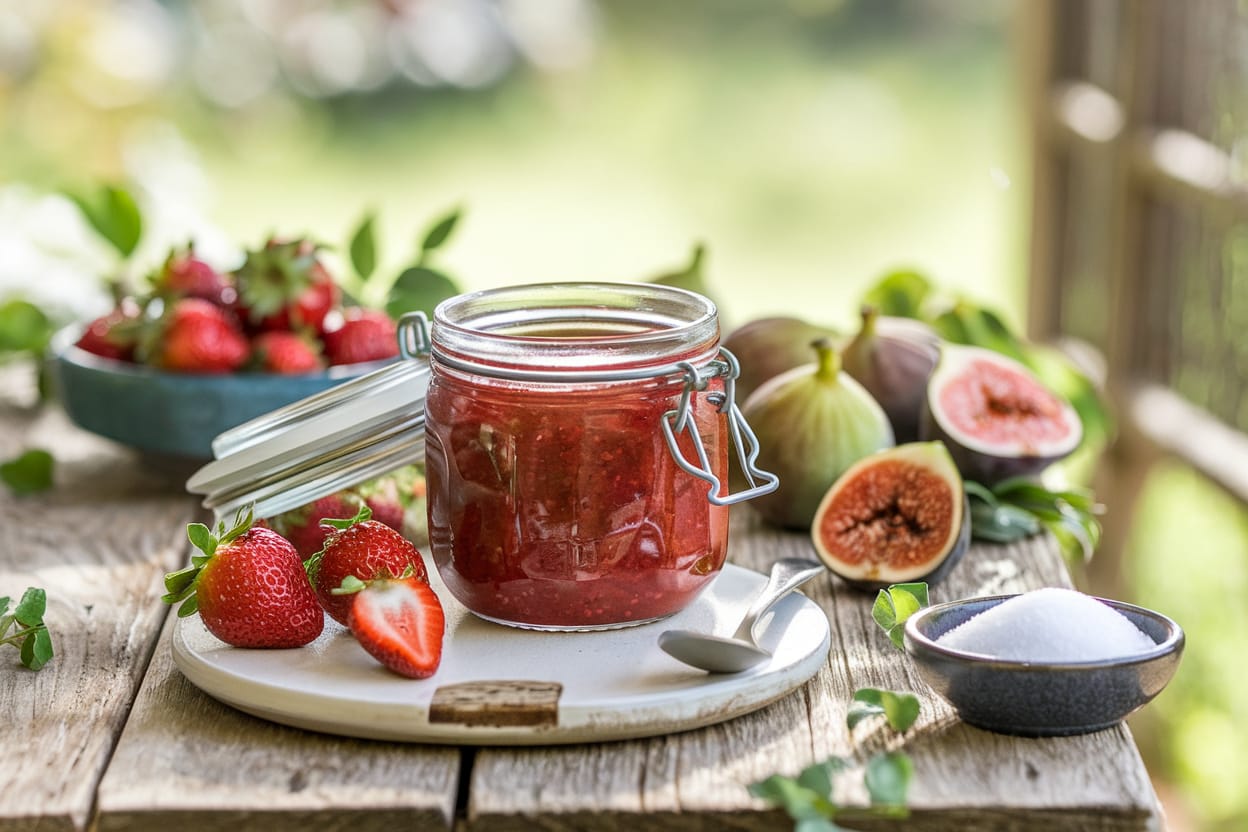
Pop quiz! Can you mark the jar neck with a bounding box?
[429,282,721,381]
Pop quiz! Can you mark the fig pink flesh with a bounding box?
[815,460,955,575]
[938,359,1073,448]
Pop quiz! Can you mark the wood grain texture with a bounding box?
[0,366,197,832]
[94,612,461,832]
[466,509,1162,831]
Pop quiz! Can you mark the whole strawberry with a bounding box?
[306,505,429,626]
[162,508,324,648]
[75,301,140,361]
[234,238,339,334]
[151,298,249,374]
[251,330,324,374]
[354,475,406,532]
[153,246,235,307]
[266,492,364,559]
[323,307,398,366]
[333,570,444,678]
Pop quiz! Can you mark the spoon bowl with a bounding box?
[658,558,825,673]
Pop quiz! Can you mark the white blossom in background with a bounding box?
[0,187,114,321]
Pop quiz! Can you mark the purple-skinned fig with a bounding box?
[723,316,839,402]
[841,306,940,443]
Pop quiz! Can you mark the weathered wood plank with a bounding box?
[466,510,1161,831]
[0,366,197,832]
[94,611,461,832]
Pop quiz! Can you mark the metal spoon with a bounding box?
[658,557,826,673]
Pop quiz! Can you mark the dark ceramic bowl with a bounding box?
[50,324,394,461]
[904,594,1184,737]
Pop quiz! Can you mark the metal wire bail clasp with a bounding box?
[398,311,433,358]
[661,347,780,507]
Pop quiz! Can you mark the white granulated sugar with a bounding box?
[936,588,1156,662]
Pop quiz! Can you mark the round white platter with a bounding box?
[172,563,831,745]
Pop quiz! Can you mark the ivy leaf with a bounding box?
[349,213,378,281]
[385,266,460,321]
[847,688,921,732]
[0,299,54,353]
[871,583,928,650]
[1,449,54,496]
[419,207,461,257]
[861,270,932,319]
[70,184,142,258]
[864,752,913,809]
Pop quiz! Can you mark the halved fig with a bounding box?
[922,345,1082,484]
[811,441,969,589]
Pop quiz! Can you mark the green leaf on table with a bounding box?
[349,212,378,281]
[864,751,913,809]
[70,184,142,258]
[0,300,54,353]
[871,582,928,650]
[749,764,839,824]
[861,270,932,319]
[385,266,460,321]
[0,596,9,619]
[20,626,53,671]
[847,688,921,733]
[13,587,46,627]
[419,207,461,257]
[1,449,54,496]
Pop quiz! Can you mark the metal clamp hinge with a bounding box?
[661,348,779,507]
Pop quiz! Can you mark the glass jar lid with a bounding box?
[185,355,430,521]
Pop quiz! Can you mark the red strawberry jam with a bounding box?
[422,283,739,630]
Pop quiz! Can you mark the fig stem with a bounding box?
[811,337,841,381]
[859,305,878,336]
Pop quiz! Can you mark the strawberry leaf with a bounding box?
[0,299,54,354]
[70,184,143,258]
[177,595,199,618]
[1,449,54,496]
[385,266,459,322]
[321,504,372,531]
[349,213,377,280]
[419,207,461,257]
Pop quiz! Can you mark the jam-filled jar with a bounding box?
[416,282,776,631]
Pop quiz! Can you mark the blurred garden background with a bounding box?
[0,1,1244,829]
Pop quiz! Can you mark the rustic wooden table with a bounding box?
[0,366,1162,832]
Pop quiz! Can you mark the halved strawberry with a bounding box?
[162,507,324,649]
[234,238,339,334]
[305,505,430,626]
[333,570,444,679]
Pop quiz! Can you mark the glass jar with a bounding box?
[416,282,776,631]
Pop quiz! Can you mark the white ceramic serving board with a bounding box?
[172,563,831,745]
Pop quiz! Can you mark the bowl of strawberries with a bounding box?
[52,238,409,461]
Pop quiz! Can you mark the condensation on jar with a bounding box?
[420,282,775,631]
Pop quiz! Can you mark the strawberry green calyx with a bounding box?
[235,238,324,320]
[161,506,256,618]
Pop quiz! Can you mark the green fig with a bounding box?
[742,338,895,530]
[723,316,840,402]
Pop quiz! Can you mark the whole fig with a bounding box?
[742,338,894,530]
[723,316,839,401]
[841,306,940,443]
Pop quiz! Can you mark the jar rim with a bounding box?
[430,281,720,379]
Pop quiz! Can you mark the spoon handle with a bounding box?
[731,558,826,643]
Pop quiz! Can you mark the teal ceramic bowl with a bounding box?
[904,594,1183,737]
[50,324,395,461]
